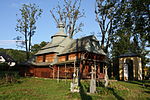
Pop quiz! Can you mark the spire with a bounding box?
[51,21,67,44]
[57,21,65,33]
[51,21,67,38]
[58,21,65,28]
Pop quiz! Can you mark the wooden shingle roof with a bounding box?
[59,35,106,55]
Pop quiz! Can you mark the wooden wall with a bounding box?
[45,54,55,62]
[26,66,75,79]
[33,52,106,79]
[58,56,66,62]
[36,54,55,63]
[36,56,43,63]
[36,52,106,64]
[32,68,53,78]
[21,63,105,79]
[68,54,76,60]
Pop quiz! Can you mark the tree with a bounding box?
[111,0,150,66]
[95,0,118,53]
[31,41,48,54]
[16,3,42,60]
[50,0,85,38]
[0,48,26,63]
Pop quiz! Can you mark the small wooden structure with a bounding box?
[118,52,142,81]
[24,22,107,79]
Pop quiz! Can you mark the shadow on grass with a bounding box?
[127,81,150,89]
[128,81,143,85]
[144,90,150,94]
[79,82,92,100]
[107,87,124,100]
[97,81,124,100]
[0,95,9,100]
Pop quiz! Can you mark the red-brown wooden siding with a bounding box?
[68,54,76,60]
[45,54,55,62]
[31,52,105,79]
[36,54,55,63]
[21,64,105,79]
[36,56,43,63]
[58,56,66,62]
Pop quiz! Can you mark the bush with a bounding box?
[0,62,9,70]
[0,71,20,84]
[81,81,90,92]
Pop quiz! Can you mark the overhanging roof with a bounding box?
[119,52,140,58]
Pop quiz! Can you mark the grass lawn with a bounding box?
[0,78,150,100]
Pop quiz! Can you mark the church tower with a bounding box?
[51,22,67,44]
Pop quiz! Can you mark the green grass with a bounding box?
[0,78,150,100]
[0,78,71,100]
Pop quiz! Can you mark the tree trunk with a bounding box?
[28,30,32,58]
[25,29,29,60]
[101,33,105,50]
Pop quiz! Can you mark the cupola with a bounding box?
[51,21,67,44]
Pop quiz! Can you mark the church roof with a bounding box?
[35,37,73,55]
[51,30,67,38]
[119,52,139,58]
[35,35,106,56]
[35,22,71,55]
[59,35,106,55]
[32,35,106,66]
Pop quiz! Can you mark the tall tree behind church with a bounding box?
[95,0,119,53]
[16,4,42,60]
[111,0,149,66]
[50,0,85,38]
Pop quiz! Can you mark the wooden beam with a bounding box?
[57,67,59,83]
[65,64,67,83]
[53,67,55,79]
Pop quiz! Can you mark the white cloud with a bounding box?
[0,40,16,46]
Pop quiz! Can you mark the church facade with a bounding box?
[25,22,107,79]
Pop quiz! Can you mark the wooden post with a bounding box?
[57,67,59,83]
[76,67,79,86]
[53,68,55,79]
[94,61,96,80]
[65,64,67,83]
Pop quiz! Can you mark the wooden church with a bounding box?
[25,22,107,79]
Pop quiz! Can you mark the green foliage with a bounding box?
[111,0,150,66]
[95,0,117,52]
[81,80,90,92]
[0,62,9,71]
[31,41,48,54]
[0,71,20,79]
[0,48,26,63]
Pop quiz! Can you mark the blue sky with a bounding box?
[0,0,100,50]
